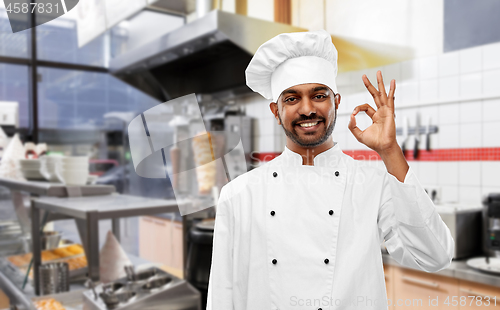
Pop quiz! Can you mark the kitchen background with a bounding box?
[0,0,500,309]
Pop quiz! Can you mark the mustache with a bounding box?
[292,116,325,126]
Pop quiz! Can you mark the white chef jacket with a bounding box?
[207,142,454,310]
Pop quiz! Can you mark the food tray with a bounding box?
[32,289,86,310]
[6,244,86,268]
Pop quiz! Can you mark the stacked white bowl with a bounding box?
[40,154,63,182]
[19,159,45,180]
[56,156,89,185]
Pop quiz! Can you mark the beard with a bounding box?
[277,110,337,148]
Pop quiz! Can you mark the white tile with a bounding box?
[459,162,481,186]
[401,59,419,82]
[335,115,350,132]
[439,52,459,77]
[260,117,274,135]
[482,162,500,187]
[398,81,419,105]
[438,103,460,125]
[437,124,459,148]
[481,187,500,200]
[253,135,260,152]
[438,76,459,101]
[482,98,500,122]
[441,186,459,203]
[419,105,440,122]
[419,79,438,103]
[347,92,367,113]
[419,56,439,80]
[418,162,438,185]
[482,42,500,70]
[459,123,482,148]
[274,133,285,152]
[438,162,459,186]
[345,131,363,150]
[458,186,482,204]
[333,130,347,147]
[483,121,500,147]
[382,63,401,83]
[459,100,482,124]
[258,135,273,153]
[459,73,482,99]
[483,69,500,97]
[252,118,261,136]
[459,46,482,74]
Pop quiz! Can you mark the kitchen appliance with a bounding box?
[482,193,500,258]
[82,267,201,310]
[185,221,214,309]
[435,203,483,260]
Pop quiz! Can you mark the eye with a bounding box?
[285,97,297,103]
[314,94,327,99]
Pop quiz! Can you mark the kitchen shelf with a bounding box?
[30,194,192,295]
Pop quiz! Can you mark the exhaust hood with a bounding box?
[109,9,413,102]
[109,10,305,102]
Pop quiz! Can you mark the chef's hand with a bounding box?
[348,70,409,182]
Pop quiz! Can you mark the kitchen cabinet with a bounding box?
[393,267,460,309]
[458,280,500,309]
[139,216,184,276]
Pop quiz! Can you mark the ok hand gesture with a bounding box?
[348,71,398,155]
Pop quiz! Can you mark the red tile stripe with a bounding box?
[253,147,500,162]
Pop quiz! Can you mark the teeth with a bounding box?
[299,122,318,127]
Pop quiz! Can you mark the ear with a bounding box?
[270,102,281,125]
[334,93,341,110]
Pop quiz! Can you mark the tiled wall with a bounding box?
[238,41,500,205]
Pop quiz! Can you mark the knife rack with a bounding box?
[395,125,439,136]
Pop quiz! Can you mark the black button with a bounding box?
[329,210,334,215]
[272,259,277,264]
[335,171,339,177]
[273,172,278,177]
[319,308,322,310]
[324,258,329,264]
[270,210,275,216]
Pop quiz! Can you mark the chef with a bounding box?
[206,30,454,310]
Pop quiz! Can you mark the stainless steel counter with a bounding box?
[0,178,115,197]
[382,253,500,288]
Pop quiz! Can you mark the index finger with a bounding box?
[362,74,382,109]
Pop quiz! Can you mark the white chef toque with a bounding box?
[245,30,338,103]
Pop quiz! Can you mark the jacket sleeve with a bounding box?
[377,167,455,272]
[206,185,234,309]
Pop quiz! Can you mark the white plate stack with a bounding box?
[19,159,45,180]
[56,156,89,185]
[40,155,63,182]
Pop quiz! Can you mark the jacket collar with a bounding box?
[280,142,344,168]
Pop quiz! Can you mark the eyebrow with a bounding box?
[280,86,334,101]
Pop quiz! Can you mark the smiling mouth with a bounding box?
[295,121,323,131]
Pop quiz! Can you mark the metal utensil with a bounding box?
[40,231,61,250]
[414,113,420,159]
[425,116,432,151]
[400,116,409,156]
[39,262,69,295]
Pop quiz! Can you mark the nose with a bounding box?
[297,97,316,116]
